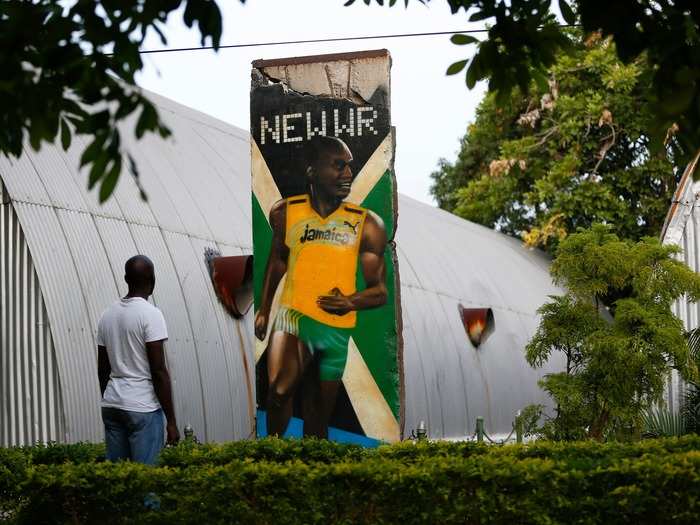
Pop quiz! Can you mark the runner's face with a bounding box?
[313,144,353,199]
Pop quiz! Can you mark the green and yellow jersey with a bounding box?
[280,194,367,328]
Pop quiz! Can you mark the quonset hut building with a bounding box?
[661,152,700,412]
[0,91,564,446]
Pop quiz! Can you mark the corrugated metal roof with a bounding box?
[0,88,563,443]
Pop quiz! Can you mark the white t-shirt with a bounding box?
[97,297,168,412]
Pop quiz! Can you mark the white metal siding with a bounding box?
[1,183,65,446]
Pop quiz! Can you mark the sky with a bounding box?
[136,0,488,205]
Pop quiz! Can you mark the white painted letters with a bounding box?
[260,115,281,145]
[334,108,355,138]
[306,111,327,139]
[357,106,379,136]
[283,113,303,143]
[259,107,381,145]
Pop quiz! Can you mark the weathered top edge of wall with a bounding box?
[252,49,390,69]
[660,150,700,243]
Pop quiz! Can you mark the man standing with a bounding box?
[97,255,179,465]
[255,136,388,438]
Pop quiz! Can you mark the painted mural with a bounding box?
[251,50,402,445]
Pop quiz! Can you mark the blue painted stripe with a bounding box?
[256,409,380,447]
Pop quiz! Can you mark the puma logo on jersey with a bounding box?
[343,220,360,234]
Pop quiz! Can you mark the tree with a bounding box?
[5,1,700,202]
[526,224,700,440]
[355,0,700,163]
[0,0,234,202]
[431,34,681,252]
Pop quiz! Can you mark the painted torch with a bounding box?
[458,304,495,348]
[204,248,254,318]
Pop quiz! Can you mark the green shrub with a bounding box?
[0,442,105,521]
[0,447,28,519]
[3,437,700,524]
[158,436,368,467]
[22,441,105,465]
[158,435,700,467]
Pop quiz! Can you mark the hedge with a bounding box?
[3,437,700,524]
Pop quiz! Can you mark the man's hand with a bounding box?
[166,422,180,445]
[255,311,269,340]
[317,288,354,316]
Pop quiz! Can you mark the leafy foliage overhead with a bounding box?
[0,0,235,202]
[4,0,699,202]
[526,225,700,440]
[431,35,681,252]
[360,0,700,162]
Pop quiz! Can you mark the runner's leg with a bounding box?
[302,379,340,439]
[300,358,323,438]
[266,330,312,436]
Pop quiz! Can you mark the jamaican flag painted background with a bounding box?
[250,50,402,444]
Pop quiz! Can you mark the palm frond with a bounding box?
[642,408,686,438]
[686,327,700,366]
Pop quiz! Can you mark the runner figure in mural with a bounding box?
[255,136,388,438]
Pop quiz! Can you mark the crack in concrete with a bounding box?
[255,66,367,105]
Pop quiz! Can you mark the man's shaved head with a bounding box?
[124,255,155,294]
[304,136,353,201]
[305,136,348,168]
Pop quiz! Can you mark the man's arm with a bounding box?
[254,200,289,340]
[146,340,180,445]
[318,211,388,315]
[97,345,111,396]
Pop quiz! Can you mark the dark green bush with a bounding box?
[160,434,700,467]
[0,442,104,521]
[3,437,700,524]
[158,436,368,467]
[22,442,105,465]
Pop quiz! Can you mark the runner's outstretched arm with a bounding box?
[255,200,289,340]
[318,211,387,315]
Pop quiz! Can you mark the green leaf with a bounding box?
[531,69,550,94]
[450,34,478,46]
[469,10,490,22]
[135,103,158,139]
[80,135,107,168]
[88,153,108,189]
[99,156,122,203]
[446,59,468,76]
[558,0,576,25]
[466,56,482,89]
[60,119,71,151]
